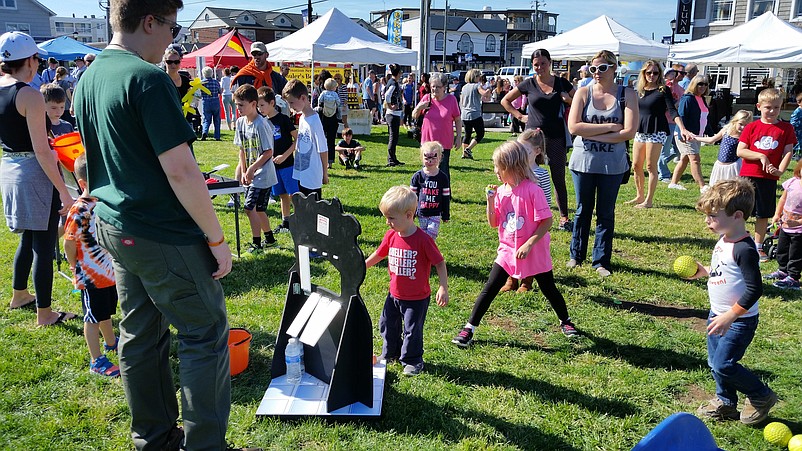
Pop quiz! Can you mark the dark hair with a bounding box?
[318,69,333,86]
[230,65,239,74]
[388,63,401,78]
[0,58,28,75]
[111,0,183,34]
[73,153,88,182]
[420,73,430,83]
[40,83,67,103]
[530,48,551,62]
[224,67,230,76]
[233,83,258,103]
[257,86,275,104]
[283,78,308,99]
[341,127,353,137]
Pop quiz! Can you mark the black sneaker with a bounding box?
[451,327,474,348]
[557,220,573,232]
[272,224,290,234]
[263,235,277,248]
[560,321,579,338]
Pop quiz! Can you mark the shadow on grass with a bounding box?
[588,295,708,321]
[429,362,638,419]
[374,382,581,450]
[579,330,708,371]
[615,232,717,249]
[652,203,699,212]
[447,261,491,283]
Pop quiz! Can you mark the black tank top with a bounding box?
[0,82,34,153]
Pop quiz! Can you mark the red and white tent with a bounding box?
[181,29,253,69]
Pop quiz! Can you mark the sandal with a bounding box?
[40,311,77,327]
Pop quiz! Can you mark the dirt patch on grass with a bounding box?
[486,316,517,333]
[677,384,710,407]
[486,316,550,348]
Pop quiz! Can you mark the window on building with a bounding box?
[711,0,735,22]
[434,31,444,51]
[0,0,17,9]
[275,31,289,40]
[705,66,730,90]
[457,33,473,53]
[6,23,30,34]
[485,35,496,52]
[240,29,256,41]
[796,0,802,18]
[743,68,770,89]
[751,0,775,17]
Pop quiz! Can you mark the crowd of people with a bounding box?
[3,0,802,445]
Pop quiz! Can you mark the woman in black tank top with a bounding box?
[0,31,76,325]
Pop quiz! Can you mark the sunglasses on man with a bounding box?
[152,15,182,39]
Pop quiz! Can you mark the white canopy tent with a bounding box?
[668,12,802,68]
[263,8,417,66]
[521,15,669,62]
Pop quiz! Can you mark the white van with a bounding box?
[497,66,531,83]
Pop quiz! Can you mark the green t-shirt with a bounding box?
[74,50,200,244]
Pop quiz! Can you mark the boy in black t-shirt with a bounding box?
[258,87,298,233]
[335,128,365,169]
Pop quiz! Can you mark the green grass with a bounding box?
[2,126,802,450]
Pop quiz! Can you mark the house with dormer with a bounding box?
[187,7,304,45]
[2,0,55,41]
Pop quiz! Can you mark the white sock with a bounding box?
[755,242,762,251]
[464,323,476,331]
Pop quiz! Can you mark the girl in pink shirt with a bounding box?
[452,142,577,348]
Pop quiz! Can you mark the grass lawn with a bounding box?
[2,126,801,450]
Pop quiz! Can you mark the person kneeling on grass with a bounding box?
[233,84,278,254]
[452,141,578,348]
[689,178,778,424]
[365,186,448,376]
[64,153,120,378]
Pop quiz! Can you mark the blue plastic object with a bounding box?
[632,412,725,451]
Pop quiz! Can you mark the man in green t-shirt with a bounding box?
[73,1,241,450]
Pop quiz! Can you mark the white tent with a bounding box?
[521,15,669,62]
[668,12,802,68]
[263,8,417,66]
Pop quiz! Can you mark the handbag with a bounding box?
[618,85,632,184]
[411,95,429,143]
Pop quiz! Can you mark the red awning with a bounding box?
[181,29,254,69]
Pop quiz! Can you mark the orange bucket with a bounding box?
[52,132,85,172]
[228,328,253,376]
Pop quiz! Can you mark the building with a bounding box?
[688,0,802,95]
[50,15,108,44]
[371,6,557,71]
[2,0,55,41]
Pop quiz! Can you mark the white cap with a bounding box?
[0,31,47,62]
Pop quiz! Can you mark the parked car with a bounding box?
[497,66,532,83]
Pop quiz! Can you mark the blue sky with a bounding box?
[43,0,682,42]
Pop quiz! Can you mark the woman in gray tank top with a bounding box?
[566,50,639,278]
[459,69,490,159]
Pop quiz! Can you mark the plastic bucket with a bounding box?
[228,328,252,376]
[52,132,85,172]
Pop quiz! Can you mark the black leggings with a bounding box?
[545,134,569,218]
[462,117,485,145]
[12,188,60,309]
[320,114,339,164]
[468,263,570,326]
[386,113,401,163]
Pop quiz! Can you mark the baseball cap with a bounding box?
[0,31,47,62]
[665,68,677,76]
[47,56,57,64]
[74,55,84,61]
[250,41,268,55]
[580,64,589,72]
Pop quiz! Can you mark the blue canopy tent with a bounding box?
[38,36,101,61]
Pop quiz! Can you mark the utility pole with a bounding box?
[98,0,110,43]
[419,0,430,73]
[442,0,448,72]
[531,0,546,43]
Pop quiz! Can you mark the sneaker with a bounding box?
[560,320,579,338]
[272,224,290,234]
[740,389,778,425]
[697,398,739,421]
[245,244,263,255]
[764,269,788,280]
[226,199,235,208]
[90,355,120,378]
[402,362,424,376]
[566,259,580,268]
[596,266,612,278]
[557,220,573,232]
[668,183,687,190]
[773,275,800,290]
[379,355,399,365]
[758,250,770,263]
[104,336,119,353]
[659,178,672,184]
[353,161,361,170]
[451,327,474,348]
[700,185,710,194]
[263,236,277,248]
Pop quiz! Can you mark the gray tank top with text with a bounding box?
[568,84,629,175]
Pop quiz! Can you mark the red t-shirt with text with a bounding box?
[375,228,444,300]
[739,120,797,180]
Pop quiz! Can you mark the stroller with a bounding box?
[762,222,782,260]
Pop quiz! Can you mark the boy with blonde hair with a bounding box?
[737,88,798,261]
[691,178,777,424]
[365,186,449,376]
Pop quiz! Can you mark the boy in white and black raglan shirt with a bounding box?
[689,178,777,425]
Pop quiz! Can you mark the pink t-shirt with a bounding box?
[493,179,553,278]
[782,177,802,234]
[421,93,460,150]
[375,227,444,300]
[695,95,709,135]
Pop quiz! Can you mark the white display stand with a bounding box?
[347,109,372,136]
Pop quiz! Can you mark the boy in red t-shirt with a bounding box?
[365,186,449,376]
[737,88,798,261]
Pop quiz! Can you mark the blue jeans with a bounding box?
[657,124,677,180]
[379,293,429,366]
[570,170,622,269]
[706,313,770,406]
[222,94,234,125]
[202,97,221,140]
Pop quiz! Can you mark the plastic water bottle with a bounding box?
[285,338,302,384]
